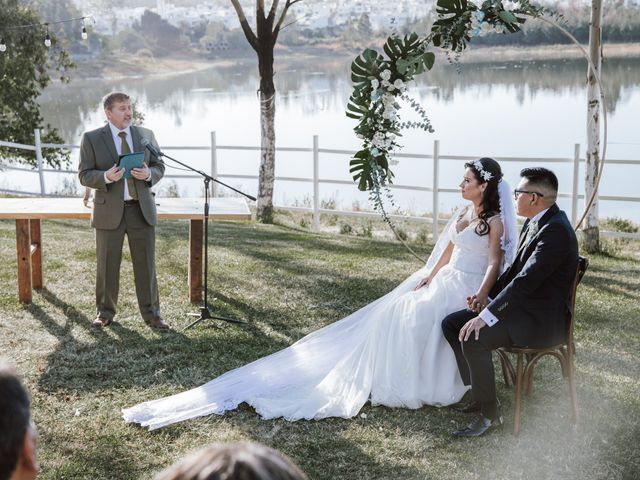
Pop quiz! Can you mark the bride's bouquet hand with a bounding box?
[414,275,432,290]
[467,292,489,313]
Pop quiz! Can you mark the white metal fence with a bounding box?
[2,129,639,241]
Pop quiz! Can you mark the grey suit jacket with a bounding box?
[78,124,165,229]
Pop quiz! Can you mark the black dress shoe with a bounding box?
[455,400,481,413]
[453,414,503,437]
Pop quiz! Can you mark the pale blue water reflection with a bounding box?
[24,56,640,222]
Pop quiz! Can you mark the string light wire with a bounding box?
[0,15,94,51]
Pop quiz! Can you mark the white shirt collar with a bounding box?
[108,122,131,139]
[530,208,549,224]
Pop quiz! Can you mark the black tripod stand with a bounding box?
[142,141,256,330]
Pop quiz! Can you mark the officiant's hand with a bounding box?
[131,163,151,181]
[414,275,432,290]
[459,316,487,342]
[106,164,124,182]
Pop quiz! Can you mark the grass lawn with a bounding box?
[0,215,638,480]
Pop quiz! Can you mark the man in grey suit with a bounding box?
[78,92,169,330]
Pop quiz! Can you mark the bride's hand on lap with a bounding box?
[414,275,432,290]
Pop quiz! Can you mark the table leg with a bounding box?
[30,219,43,290]
[189,219,203,303]
[16,219,32,303]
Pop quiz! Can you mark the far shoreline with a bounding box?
[69,42,640,81]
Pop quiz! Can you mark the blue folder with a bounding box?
[118,152,145,179]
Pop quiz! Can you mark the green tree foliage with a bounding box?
[0,0,74,168]
[198,21,252,55]
[118,10,188,57]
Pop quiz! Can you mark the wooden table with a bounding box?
[0,197,251,303]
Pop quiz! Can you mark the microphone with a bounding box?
[141,137,163,158]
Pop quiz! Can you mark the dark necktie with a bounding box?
[118,131,138,200]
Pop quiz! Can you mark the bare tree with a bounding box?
[584,0,603,252]
[230,0,301,223]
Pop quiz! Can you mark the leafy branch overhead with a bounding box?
[0,0,74,168]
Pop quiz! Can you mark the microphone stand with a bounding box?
[149,147,256,330]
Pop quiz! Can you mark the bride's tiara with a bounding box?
[473,159,494,182]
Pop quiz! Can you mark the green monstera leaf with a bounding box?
[383,33,422,61]
[350,150,394,192]
[350,48,386,88]
[432,0,475,50]
[382,33,436,78]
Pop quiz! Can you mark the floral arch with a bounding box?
[346,0,607,258]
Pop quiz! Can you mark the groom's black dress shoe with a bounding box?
[453,414,503,437]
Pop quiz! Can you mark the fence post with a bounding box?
[34,129,46,196]
[432,140,440,242]
[572,143,580,227]
[210,131,218,197]
[313,135,320,230]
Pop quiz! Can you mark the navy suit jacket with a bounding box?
[487,204,579,348]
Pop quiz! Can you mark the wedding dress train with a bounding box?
[123,221,492,430]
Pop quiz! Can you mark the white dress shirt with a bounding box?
[104,123,135,200]
[480,207,550,327]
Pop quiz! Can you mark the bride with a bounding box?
[123,158,517,430]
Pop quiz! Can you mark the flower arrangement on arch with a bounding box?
[346,0,548,222]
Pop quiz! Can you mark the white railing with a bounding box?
[2,129,640,241]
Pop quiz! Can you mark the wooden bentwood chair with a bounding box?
[495,256,589,435]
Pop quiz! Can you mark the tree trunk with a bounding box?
[256,46,276,223]
[230,0,300,223]
[584,0,603,252]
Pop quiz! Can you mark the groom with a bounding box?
[441,167,578,437]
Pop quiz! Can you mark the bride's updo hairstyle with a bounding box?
[464,157,503,236]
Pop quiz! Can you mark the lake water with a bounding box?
[5,53,640,222]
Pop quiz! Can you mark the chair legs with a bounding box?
[567,351,578,423]
[513,353,524,435]
[498,348,578,435]
[497,350,514,387]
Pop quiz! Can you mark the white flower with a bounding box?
[502,1,521,11]
[380,69,392,81]
[371,79,379,89]
[371,148,380,156]
[473,160,493,181]
[382,93,395,106]
[480,22,494,36]
[387,84,396,92]
[393,79,405,89]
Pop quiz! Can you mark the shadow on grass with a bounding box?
[26,287,306,396]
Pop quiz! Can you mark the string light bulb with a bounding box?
[81,26,88,40]
[44,25,51,47]
[0,38,6,53]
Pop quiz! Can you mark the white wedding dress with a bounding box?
[122,215,496,430]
